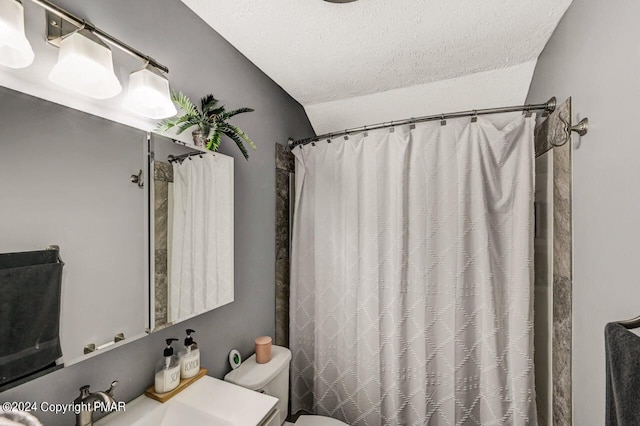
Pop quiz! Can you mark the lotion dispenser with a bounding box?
[154,338,180,393]
[180,328,200,379]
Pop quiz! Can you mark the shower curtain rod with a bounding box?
[167,151,211,163]
[288,97,557,148]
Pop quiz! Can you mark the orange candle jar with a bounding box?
[255,336,272,364]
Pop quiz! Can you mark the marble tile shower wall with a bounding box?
[535,98,573,426]
[154,162,173,329]
[551,119,572,426]
[275,143,295,347]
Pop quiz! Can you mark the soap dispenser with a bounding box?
[179,329,200,379]
[154,338,180,393]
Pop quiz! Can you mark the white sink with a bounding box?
[130,401,231,426]
[95,375,278,426]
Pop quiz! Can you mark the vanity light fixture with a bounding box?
[48,28,122,99]
[0,0,176,117]
[0,0,34,69]
[122,64,177,119]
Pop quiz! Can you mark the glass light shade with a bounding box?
[122,65,177,119]
[0,0,34,69]
[48,29,122,99]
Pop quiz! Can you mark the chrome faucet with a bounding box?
[74,380,118,426]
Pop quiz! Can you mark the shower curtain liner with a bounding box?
[290,114,537,425]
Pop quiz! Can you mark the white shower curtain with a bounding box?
[290,115,537,425]
[170,154,233,323]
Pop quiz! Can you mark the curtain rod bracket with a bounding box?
[545,97,557,114]
[569,118,589,136]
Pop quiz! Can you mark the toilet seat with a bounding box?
[295,415,349,426]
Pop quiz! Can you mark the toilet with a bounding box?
[224,345,347,426]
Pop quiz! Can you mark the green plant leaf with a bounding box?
[223,107,254,120]
[176,119,199,136]
[222,129,250,160]
[201,95,220,116]
[172,91,199,118]
[225,124,256,151]
[156,92,204,136]
[207,131,222,151]
[155,118,178,133]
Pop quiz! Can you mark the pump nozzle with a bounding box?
[164,338,178,357]
[185,329,196,347]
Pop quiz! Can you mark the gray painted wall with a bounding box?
[526,1,640,423]
[0,0,314,424]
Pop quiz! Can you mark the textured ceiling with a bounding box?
[306,61,538,134]
[182,0,571,108]
[182,0,572,134]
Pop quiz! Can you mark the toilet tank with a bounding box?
[224,345,291,424]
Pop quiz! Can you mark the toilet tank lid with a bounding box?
[224,345,291,390]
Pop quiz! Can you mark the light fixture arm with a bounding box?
[29,0,169,74]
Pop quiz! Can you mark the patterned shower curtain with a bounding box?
[290,115,537,425]
[170,154,233,323]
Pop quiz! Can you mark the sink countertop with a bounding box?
[95,375,278,426]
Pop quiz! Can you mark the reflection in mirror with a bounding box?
[150,136,234,331]
[0,86,148,389]
[0,247,63,389]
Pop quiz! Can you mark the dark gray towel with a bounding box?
[605,322,640,426]
[0,249,63,387]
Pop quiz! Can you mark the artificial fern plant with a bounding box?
[156,92,256,160]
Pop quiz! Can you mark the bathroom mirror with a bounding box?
[0,86,235,389]
[0,86,149,381]
[149,136,234,331]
